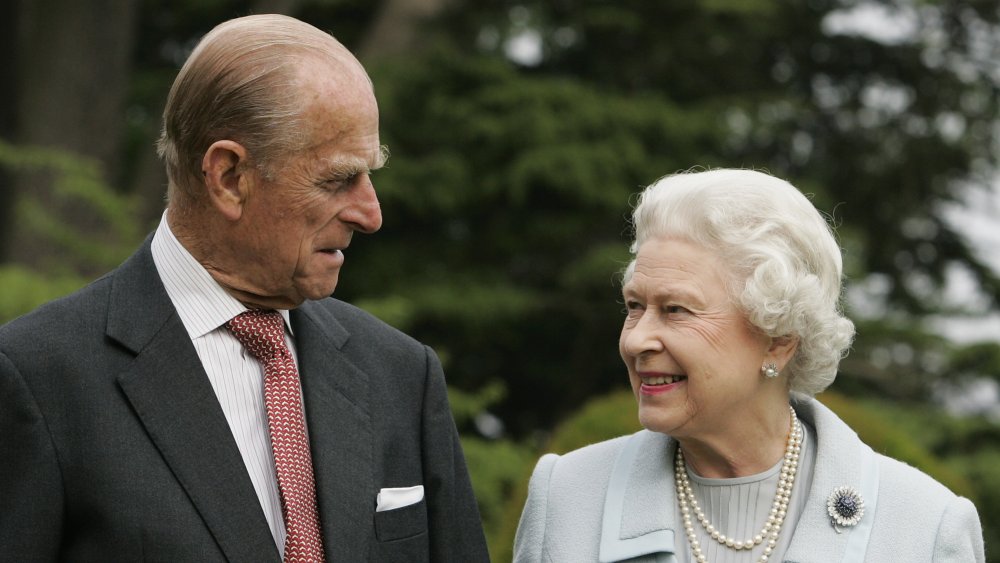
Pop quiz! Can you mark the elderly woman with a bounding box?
[513,169,984,562]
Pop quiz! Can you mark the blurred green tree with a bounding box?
[3,0,999,559]
[435,0,1000,353]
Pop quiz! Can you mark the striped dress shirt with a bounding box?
[150,214,294,554]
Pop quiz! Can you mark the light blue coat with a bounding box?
[514,396,985,562]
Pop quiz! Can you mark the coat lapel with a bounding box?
[783,397,880,563]
[292,302,374,561]
[110,241,280,562]
[599,430,679,563]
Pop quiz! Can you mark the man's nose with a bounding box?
[345,175,382,234]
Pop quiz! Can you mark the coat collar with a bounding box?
[597,396,880,563]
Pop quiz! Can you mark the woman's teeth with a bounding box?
[643,375,685,385]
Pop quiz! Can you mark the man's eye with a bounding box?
[325,175,356,189]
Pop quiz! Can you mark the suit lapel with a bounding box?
[110,241,280,562]
[293,302,374,561]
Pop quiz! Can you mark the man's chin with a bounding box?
[297,278,340,302]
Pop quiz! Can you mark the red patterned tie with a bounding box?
[227,309,326,562]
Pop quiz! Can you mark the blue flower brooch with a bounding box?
[827,486,865,533]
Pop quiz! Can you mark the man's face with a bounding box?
[217,60,385,309]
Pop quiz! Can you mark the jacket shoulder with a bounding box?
[0,273,113,352]
[552,432,636,471]
[307,297,420,345]
[530,432,638,508]
[296,297,433,379]
[864,453,984,561]
[0,238,156,350]
[516,433,640,562]
[876,452,960,502]
[541,432,641,515]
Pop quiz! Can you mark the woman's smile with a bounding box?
[638,373,687,395]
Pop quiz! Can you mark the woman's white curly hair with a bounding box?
[623,168,855,396]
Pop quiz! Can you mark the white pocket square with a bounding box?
[376,485,424,512]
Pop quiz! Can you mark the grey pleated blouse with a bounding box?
[672,422,817,563]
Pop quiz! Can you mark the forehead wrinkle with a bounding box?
[623,270,708,308]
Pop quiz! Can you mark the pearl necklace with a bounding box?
[674,406,802,563]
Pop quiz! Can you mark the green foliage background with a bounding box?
[3,1,1000,560]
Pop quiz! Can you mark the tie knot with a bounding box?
[227,309,287,362]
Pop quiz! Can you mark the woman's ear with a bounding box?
[201,140,252,221]
[766,335,799,371]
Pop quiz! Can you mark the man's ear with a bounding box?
[766,334,799,371]
[201,140,253,221]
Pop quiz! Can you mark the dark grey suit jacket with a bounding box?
[0,239,489,562]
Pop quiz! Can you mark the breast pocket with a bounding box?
[374,498,428,542]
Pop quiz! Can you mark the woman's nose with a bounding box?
[621,313,664,356]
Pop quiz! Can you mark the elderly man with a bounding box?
[0,14,489,562]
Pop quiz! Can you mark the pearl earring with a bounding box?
[762,362,779,378]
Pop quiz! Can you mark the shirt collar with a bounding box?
[150,212,292,339]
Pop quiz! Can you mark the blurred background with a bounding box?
[2,0,999,560]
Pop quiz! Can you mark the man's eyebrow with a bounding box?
[373,144,390,170]
[322,145,390,178]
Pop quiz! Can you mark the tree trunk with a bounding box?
[357,0,451,61]
[6,0,139,270]
[0,0,22,259]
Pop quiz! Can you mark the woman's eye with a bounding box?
[622,300,639,314]
[665,305,689,315]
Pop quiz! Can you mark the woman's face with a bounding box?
[619,237,773,440]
